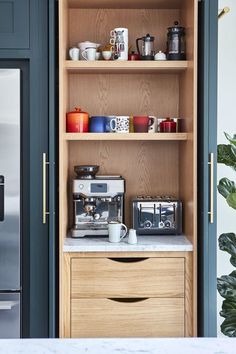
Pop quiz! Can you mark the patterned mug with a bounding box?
[110,116,130,133]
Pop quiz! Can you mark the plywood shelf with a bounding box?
[65,60,189,74]
[68,0,182,9]
[64,132,188,141]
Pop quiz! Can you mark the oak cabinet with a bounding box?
[62,252,192,338]
[59,0,197,338]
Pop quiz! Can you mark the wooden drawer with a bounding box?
[71,257,185,298]
[71,298,184,338]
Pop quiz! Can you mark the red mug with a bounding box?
[133,116,155,133]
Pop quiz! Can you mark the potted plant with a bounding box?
[217,133,236,337]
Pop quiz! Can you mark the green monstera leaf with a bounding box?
[217,271,236,302]
[218,178,236,199]
[225,132,236,147]
[218,144,236,170]
[219,233,236,267]
[220,299,236,318]
[227,193,236,210]
[221,315,236,337]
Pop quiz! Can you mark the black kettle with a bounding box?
[166,21,186,60]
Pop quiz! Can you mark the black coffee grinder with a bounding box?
[136,33,155,60]
[166,21,186,60]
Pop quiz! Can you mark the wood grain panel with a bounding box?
[65,60,189,73]
[60,254,71,338]
[71,298,184,337]
[69,0,183,9]
[69,73,179,117]
[71,257,185,298]
[68,140,179,227]
[64,132,188,141]
[179,0,197,335]
[185,252,193,336]
[68,9,180,54]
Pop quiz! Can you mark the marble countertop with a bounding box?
[0,338,235,354]
[63,235,193,252]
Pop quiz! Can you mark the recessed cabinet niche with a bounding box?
[59,0,197,338]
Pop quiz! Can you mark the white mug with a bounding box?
[110,116,129,133]
[69,47,80,61]
[110,28,128,61]
[128,229,137,244]
[82,47,96,61]
[108,222,127,243]
[148,116,158,133]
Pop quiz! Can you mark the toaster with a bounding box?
[132,196,182,235]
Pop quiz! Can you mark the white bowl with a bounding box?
[102,51,112,60]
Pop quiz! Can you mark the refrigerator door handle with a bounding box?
[42,153,50,224]
[0,175,4,222]
[0,301,18,310]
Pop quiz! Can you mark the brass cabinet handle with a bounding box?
[42,153,50,224]
[208,153,214,224]
[108,258,149,263]
[108,298,148,303]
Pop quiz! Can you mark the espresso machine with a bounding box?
[71,165,125,238]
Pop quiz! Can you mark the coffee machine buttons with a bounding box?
[79,184,84,189]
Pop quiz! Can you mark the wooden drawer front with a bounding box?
[71,298,184,338]
[71,257,184,298]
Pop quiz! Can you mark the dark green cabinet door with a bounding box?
[0,0,29,49]
[198,0,218,337]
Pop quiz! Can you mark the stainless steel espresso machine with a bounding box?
[71,165,125,238]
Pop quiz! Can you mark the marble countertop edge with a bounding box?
[63,235,193,253]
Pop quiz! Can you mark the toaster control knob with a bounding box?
[164,220,171,228]
[144,220,152,228]
[158,221,165,228]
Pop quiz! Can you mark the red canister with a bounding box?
[66,107,89,132]
[159,118,176,132]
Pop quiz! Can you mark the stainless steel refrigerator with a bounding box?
[0,69,21,338]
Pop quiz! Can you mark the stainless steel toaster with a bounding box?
[132,196,182,235]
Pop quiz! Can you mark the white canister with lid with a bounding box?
[155,51,167,61]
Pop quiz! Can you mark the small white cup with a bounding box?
[95,52,101,60]
[108,222,127,243]
[102,51,112,60]
[69,47,80,61]
[82,47,96,61]
[128,229,137,244]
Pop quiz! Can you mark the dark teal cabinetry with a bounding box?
[198,0,218,337]
[0,0,56,338]
[0,0,29,49]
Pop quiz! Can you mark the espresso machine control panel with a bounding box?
[73,177,124,198]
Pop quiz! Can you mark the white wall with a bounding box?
[217,0,236,337]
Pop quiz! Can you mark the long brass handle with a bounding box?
[208,153,214,224]
[43,153,50,224]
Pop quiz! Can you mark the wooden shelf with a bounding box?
[65,60,189,74]
[64,133,188,141]
[68,0,182,9]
